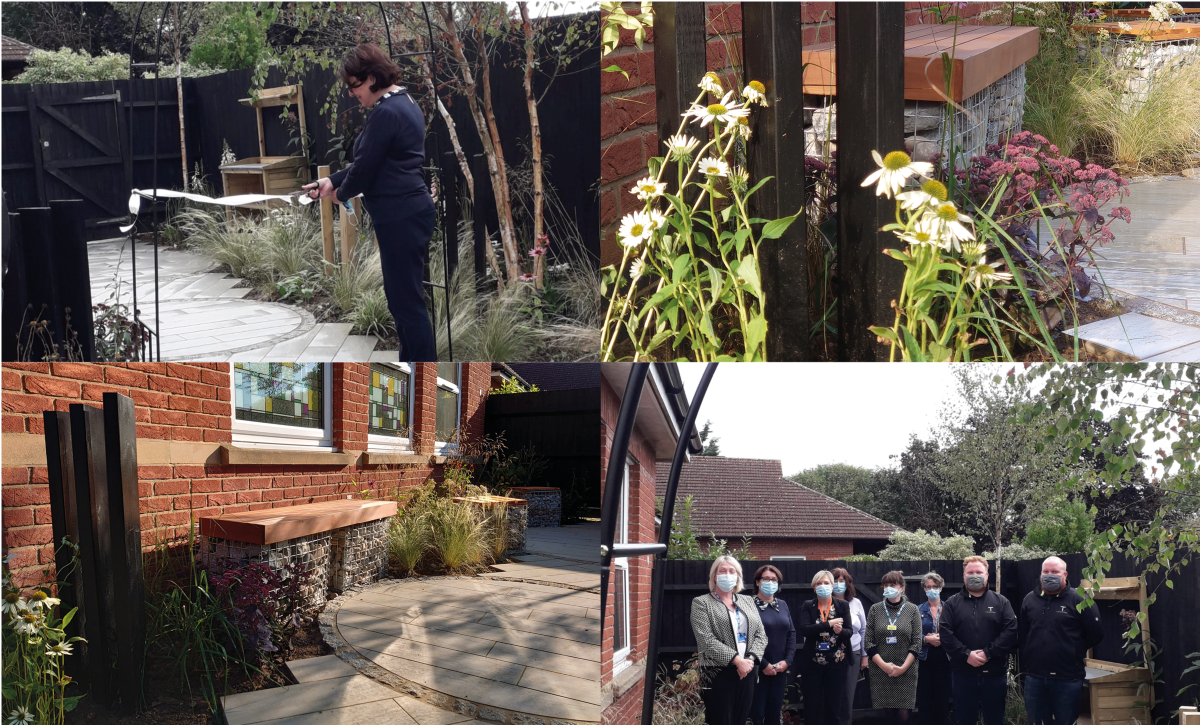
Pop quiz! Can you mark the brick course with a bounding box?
[1,363,489,589]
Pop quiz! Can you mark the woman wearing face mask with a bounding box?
[830,568,867,725]
[796,570,852,725]
[750,565,796,725]
[864,571,923,725]
[691,556,767,725]
[917,572,952,725]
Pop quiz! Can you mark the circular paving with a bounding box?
[332,577,600,723]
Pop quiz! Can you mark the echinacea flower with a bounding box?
[529,246,547,258]
[6,705,34,725]
[26,590,60,610]
[683,91,750,127]
[742,80,768,106]
[964,259,1014,289]
[697,157,729,178]
[897,179,949,210]
[45,641,73,658]
[728,165,749,189]
[2,592,27,616]
[923,201,975,250]
[897,216,947,249]
[733,116,752,140]
[861,150,933,198]
[519,273,535,282]
[618,211,654,248]
[632,176,666,201]
[699,72,723,95]
[666,134,700,161]
[13,610,43,636]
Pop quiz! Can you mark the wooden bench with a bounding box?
[199,500,398,606]
[1073,20,1200,42]
[802,24,1040,101]
[452,494,529,555]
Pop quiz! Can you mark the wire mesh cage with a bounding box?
[1099,34,1200,104]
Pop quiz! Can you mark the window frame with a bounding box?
[366,362,414,452]
[434,363,461,455]
[769,555,807,561]
[230,363,334,450]
[611,456,633,675]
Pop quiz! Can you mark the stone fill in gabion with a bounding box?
[521,490,561,528]
[198,531,331,609]
[505,505,527,556]
[329,516,393,592]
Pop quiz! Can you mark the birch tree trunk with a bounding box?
[438,3,523,282]
[174,4,187,190]
[519,2,545,290]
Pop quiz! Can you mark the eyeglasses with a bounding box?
[347,80,364,92]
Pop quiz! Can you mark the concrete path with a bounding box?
[222,524,600,725]
[1088,178,1200,311]
[88,238,395,361]
[1065,312,1200,361]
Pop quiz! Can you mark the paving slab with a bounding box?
[1064,312,1200,361]
[221,676,398,725]
[287,655,359,683]
[226,698,416,725]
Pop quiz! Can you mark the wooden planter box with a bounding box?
[219,156,310,219]
[452,494,529,555]
[1084,658,1153,725]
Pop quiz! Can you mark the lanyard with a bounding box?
[715,593,745,639]
[885,602,906,629]
[930,604,941,632]
[818,600,832,622]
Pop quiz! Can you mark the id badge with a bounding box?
[818,641,831,651]
[887,625,897,631]
[886,636,898,645]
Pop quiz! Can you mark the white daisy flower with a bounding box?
[2,592,28,616]
[631,176,666,201]
[965,260,1014,289]
[897,216,947,249]
[699,72,723,95]
[7,705,34,725]
[923,201,976,251]
[618,211,653,248]
[647,208,668,232]
[13,610,43,636]
[629,258,646,282]
[897,179,948,211]
[45,641,73,658]
[733,116,753,141]
[697,157,729,178]
[26,590,60,610]
[742,80,768,106]
[861,150,934,198]
[665,134,700,161]
[683,91,750,127]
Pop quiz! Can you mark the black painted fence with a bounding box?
[655,555,1200,718]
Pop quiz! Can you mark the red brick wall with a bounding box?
[1,362,489,588]
[599,1,1007,266]
[600,374,659,723]
[738,537,855,561]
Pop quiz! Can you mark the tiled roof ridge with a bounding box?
[783,476,901,532]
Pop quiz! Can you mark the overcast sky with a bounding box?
[677,363,1022,476]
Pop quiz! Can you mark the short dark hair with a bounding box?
[340,43,401,93]
[830,567,857,601]
[881,570,905,589]
[755,564,783,586]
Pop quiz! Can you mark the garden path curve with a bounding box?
[88,238,396,361]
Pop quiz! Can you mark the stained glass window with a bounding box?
[435,364,460,442]
[369,364,410,437]
[233,363,324,429]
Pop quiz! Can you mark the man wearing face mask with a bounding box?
[1018,556,1103,725]
[692,556,767,725]
[939,556,1018,725]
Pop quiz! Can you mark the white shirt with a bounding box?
[848,597,867,655]
[727,605,748,658]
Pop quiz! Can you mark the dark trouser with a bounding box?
[374,204,436,361]
[950,671,1006,725]
[1023,675,1083,725]
[751,668,788,725]
[800,662,846,725]
[837,652,863,725]
[917,653,953,725]
[701,663,758,725]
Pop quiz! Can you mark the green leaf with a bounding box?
[671,254,691,284]
[700,311,718,345]
[760,214,798,240]
[745,317,767,355]
[739,256,762,299]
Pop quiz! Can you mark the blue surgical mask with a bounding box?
[815,584,833,599]
[883,587,901,600]
[926,589,941,601]
[833,582,847,595]
[716,573,739,592]
[759,581,779,597]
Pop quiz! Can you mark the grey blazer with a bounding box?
[691,592,768,668]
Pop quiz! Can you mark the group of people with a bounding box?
[690,555,1103,725]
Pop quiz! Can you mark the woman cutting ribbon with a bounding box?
[304,43,437,361]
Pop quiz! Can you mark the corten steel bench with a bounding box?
[199,500,397,609]
[801,24,1040,161]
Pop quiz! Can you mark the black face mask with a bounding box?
[1041,574,1064,592]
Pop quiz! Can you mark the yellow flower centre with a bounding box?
[707,104,727,115]
[22,613,36,622]
[30,591,46,602]
[914,232,932,243]
[748,80,765,93]
[705,72,721,84]
[883,151,913,171]
[737,116,749,126]
[5,593,19,604]
[935,204,960,222]
[630,224,646,237]
[921,179,949,202]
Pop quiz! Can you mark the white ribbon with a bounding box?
[120,188,315,233]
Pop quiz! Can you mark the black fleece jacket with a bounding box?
[939,588,1018,677]
[1018,584,1104,681]
[329,88,431,224]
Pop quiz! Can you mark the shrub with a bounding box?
[13,48,130,83]
[1023,497,1096,554]
[842,554,881,562]
[209,558,312,656]
[985,542,1057,561]
[877,529,976,560]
